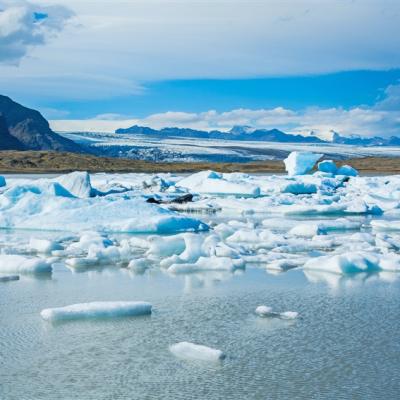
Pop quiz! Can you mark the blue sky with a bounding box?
[35,69,400,119]
[1,0,400,137]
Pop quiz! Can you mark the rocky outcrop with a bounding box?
[0,95,81,152]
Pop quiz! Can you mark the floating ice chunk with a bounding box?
[147,235,186,257]
[0,176,6,187]
[255,305,274,316]
[40,301,152,321]
[303,252,381,274]
[371,220,400,232]
[281,182,317,194]
[289,223,326,237]
[279,311,299,320]
[336,165,358,177]
[29,238,63,254]
[255,305,298,320]
[169,342,225,362]
[65,257,98,269]
[0,275,19,282]
[318,160,337,174]
[177,170,260,197]
[0,255,52,274]
[57,171,95,198]
[128,258,150,273]
[284,151,323,176]
[0,193,207,234]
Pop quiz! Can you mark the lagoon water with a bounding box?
[1,259,399,400]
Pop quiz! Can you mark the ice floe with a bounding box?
[169,342,225,362]
[40,301,152,321]
[0,255,52,274]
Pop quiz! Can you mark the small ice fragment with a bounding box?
[169,341,225,362]
[0,275,19,282]
[279,311,298,320]
[40,301,152,321]
[256,305,298,320]
[255,305,274,316]
[289,223,326,237]
[0,176,6,187]
[284,151,323,176]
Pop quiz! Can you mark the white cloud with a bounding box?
[0,0,74,64]
[50,103,400,139]
[1,0,400,99]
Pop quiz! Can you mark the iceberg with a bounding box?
[284,151,323,176]
[0,176,6,188]
[318,160,337,174]
[169,342,225,362]
[29,238,63,254]
[0,255,52,274]
[337,165,358,177]
[177,170,260,197]
[0,190,208,234]
[40,301,152,321]
[57,171,95,198]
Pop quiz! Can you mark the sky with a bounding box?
[0,0,400,138]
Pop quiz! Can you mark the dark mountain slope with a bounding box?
[0,95,81,152]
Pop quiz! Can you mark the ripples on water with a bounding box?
[1,260,400,400]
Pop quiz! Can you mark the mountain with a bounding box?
[331,132,400,147]
[116,124,325,143]
[0,115,25,150]
[0,95,81,152]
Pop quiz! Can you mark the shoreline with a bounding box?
[0,150,400,175]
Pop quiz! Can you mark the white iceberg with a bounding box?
[177,170,260,197]
[169,341,225,362]
[284,151,323,176]
[41,301,152,321]
[0,254,52,274]
[0,189,208,234]
[255,305,298,319]
[29,238,63,254]
[57,171,95,198]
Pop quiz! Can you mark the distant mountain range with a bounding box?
[116,124,400,146]
[116,125,325,143]
[0,95,81,152]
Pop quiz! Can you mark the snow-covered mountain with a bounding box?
[116,125,325,143]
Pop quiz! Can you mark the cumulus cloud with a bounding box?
[0,0,74,64]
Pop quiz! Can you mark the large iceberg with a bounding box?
[0,187,208,234]
[284,151,323,176]
[41,301,152,321]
